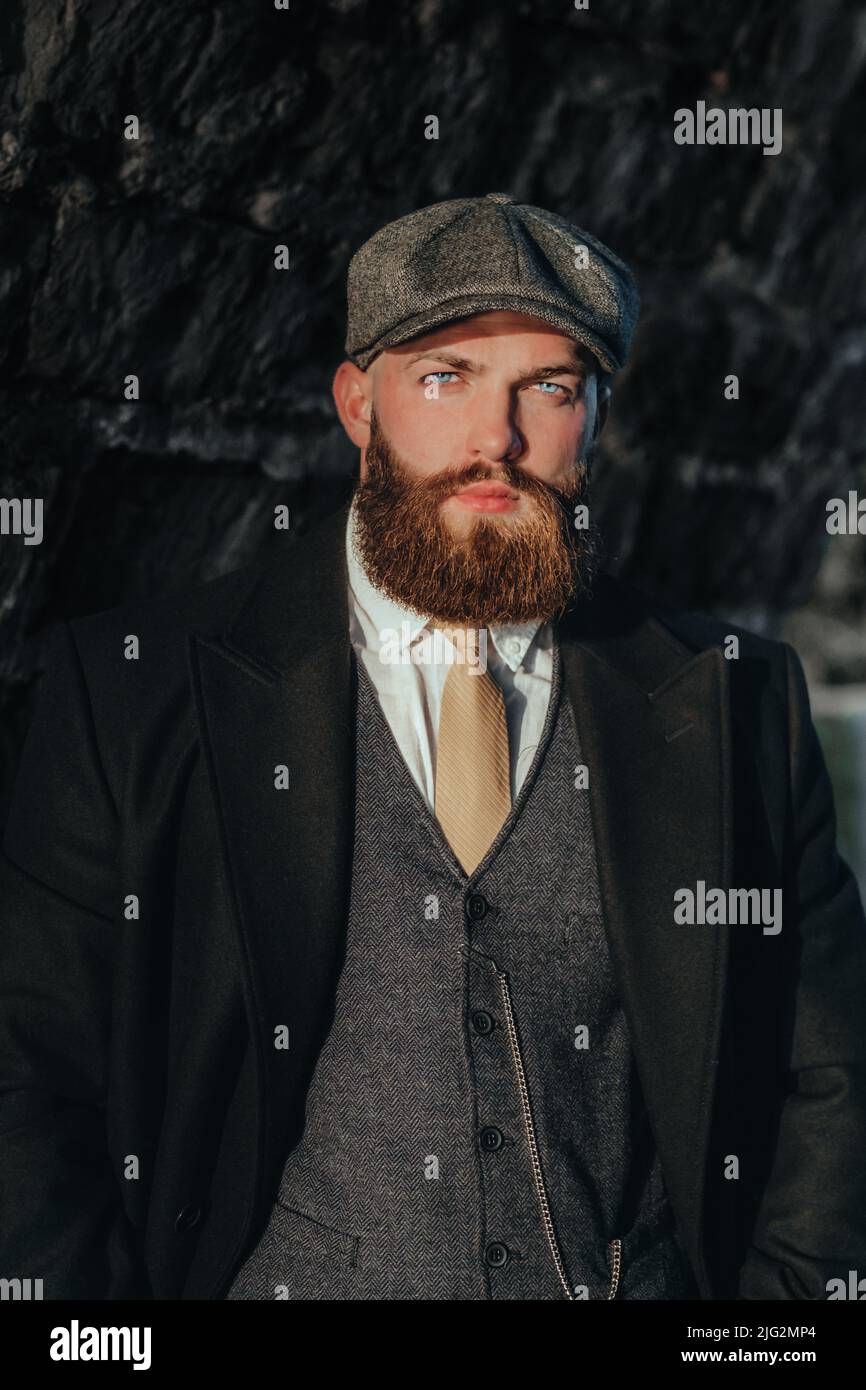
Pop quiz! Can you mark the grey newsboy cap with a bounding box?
[344,192,639,375]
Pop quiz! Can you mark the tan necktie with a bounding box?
[433,626,512,875]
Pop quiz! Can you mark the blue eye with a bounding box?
[535,381,566,395]
[421,371,460,385]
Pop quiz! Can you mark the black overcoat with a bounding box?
[2,500,865,1300]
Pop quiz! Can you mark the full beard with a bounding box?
[350,407,600,625]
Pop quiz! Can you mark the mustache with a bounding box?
[367,456,586,519]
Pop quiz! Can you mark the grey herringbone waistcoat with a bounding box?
[225,634,697,1300]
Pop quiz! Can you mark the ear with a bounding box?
[332,360,373,447]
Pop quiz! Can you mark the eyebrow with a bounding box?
[403,348,588,386]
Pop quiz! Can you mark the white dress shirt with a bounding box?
[345,497,554,813]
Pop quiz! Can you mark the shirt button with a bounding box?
[466,893,489,922]
[507,637,521,656]
[471,1010,495,1035]
[479,1126,504,1151]
[485,1240,510,1267]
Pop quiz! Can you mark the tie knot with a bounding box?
[427,619,488,672]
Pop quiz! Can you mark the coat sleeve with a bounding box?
[0,620,151,1299]
[736,642,866,1299]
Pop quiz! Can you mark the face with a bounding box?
[332,310,608,624]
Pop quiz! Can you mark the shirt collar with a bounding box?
[345,495,543,673]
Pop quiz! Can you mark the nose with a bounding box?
[464,391,523,466]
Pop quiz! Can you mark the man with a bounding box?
[1,193,865,1301]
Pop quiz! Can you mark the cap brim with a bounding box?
[347,292,620,374]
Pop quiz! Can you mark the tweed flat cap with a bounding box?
[344,192,639,375]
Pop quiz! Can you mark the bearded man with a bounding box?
[1,194,865,1303]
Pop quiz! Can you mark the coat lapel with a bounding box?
[188,500,356,1220]
[557,581,732,1297]
[189,502,731,1299]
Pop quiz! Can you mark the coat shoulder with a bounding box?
[53,562,273,773]
[602,572,794,675]
[67,562,264,669]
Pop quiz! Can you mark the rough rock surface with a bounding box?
[1,0,865,816]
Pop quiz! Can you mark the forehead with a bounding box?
[385,310,588,364]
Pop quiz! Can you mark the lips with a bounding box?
[456,481,520,500]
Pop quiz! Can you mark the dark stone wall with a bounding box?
[1,0,865,813]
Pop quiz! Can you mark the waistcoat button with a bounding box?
[479,1126,504,1151]
[466,892,489,921]
[471,1010,495,1035]
[485,1240,510,1267]
[174,1202,201,1232]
